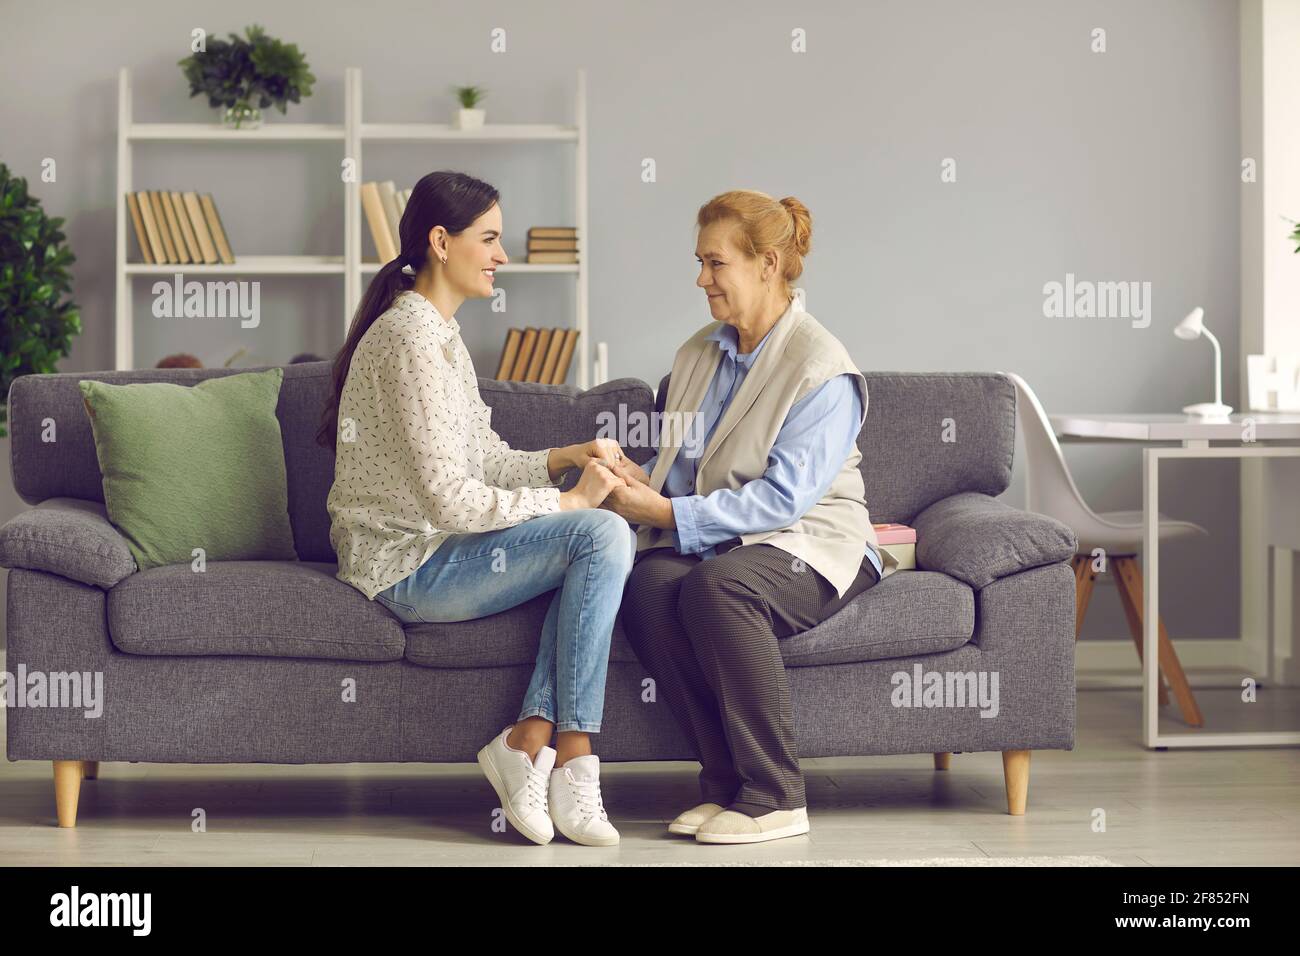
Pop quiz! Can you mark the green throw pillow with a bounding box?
[78,368,298,571]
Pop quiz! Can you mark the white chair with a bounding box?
[1005,372,1205,727]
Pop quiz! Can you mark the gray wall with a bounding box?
[0,0,1243,648]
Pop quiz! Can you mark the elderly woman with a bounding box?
[606,189,896,845]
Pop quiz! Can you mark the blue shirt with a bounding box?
[643,322,884,577]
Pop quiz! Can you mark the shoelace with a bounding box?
[524,766,549,812]
[568,774,607,822]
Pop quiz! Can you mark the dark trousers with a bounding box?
[620,543,881,815]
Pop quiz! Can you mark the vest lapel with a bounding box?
[648,342,721,492]
[696,300,804,478]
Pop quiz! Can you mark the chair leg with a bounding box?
[53,760,81,828]
[1002,750,1030,815]
[1112,556,1203,727]
[1108,555,1171,706]
[82,761,99,780]
[933,752,951,771]
[1075,554,1171,703]
[1072,555,1098,639]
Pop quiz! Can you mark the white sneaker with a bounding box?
[548,754,620,846]
[476,726,555,846]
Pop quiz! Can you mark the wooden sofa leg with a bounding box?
[1002,750,1030,815]
[933,752,951,770]
[82,761,99,780]
[53,760,82,828]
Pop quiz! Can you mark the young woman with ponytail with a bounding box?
[319,170,631,847]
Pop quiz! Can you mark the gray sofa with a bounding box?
[1,363,1077,828]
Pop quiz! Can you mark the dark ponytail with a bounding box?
[315,170,501,451]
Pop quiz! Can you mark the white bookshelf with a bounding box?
[116,66,590,386]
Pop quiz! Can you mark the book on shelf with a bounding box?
[149,192,178,262]
[528,227,577,239]
[527,237,578,252]
[198,194,234,264]
[169,191,202,263]
[126,191,232,265]
[360,181,398,263]
[159,190,189,264]
[495,328,523,378]
[524,328,554,381]
[495,326,580,384]
[509,328,539,380]
[526,226,578,264]
[182,192,219,264]
[125,193,154,264]
[526,251,579,264]
[377,181,402,252]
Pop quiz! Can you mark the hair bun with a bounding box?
[780,196,812,257]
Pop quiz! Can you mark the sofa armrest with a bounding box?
[0,497,137,588]
[912,491,1077,589]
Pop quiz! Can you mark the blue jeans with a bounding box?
[375,509,636,733]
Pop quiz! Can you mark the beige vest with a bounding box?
[638,297,900,596]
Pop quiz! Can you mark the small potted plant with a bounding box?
[178,24,316,129]
[452,85,487,131]
[0,163,81,437]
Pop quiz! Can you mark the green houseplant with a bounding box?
[178,24,316,129]
[452,85,488,131]
[0,163,80,438]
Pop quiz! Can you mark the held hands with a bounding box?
[559,459,628,511]
[568,438,623,471]
[602,460,674,529]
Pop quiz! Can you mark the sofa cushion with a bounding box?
[0,497,137,588]
[913,491,1078,589]
[402,569,972,669]
[778,570,974,666]
[79,369,298,570]
[108,561,405,661]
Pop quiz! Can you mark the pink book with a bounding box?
[872,523,916,545]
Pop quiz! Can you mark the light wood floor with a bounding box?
[2,687,1296,866]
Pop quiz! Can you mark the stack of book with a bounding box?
[873,523,917,570]
[360,181,413,263]
[495,327,580,384]
[526,227,578,264]
[126,192,234,265]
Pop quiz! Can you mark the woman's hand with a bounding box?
[559,460,628,511]
[548,438,624,480]
[603,474,675,528]
[611,457,651,486]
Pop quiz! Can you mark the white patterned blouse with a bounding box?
[327,289,562,600]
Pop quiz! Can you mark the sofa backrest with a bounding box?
[655,371,1015,524]
[7,362,656,563]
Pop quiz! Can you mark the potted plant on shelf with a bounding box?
[452,85,487,130]
[178,24,316,129]
[0,162,80,438]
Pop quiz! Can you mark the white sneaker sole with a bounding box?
[694,813,811,845]
[667,821,702,836]
[476,746,552,846]
[552,814,620,847]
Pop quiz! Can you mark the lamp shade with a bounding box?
[1174,307,1205,341]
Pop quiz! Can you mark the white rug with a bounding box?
[601,855,1121,867]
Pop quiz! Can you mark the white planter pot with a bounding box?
[454,108,486,131]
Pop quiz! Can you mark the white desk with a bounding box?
[1050,412,1300,749]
